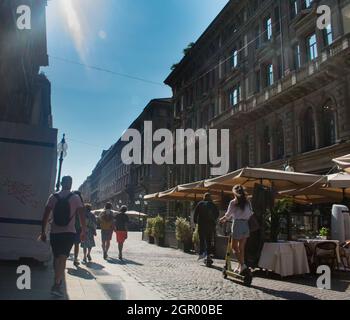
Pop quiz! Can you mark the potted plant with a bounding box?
[152,215,165,246]
[145,218,155,244]
[266,198,292,242]
[319,227,330,240]
[175,217,193,252]
[192,225,200,253]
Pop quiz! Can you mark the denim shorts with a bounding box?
[231,219,250,240]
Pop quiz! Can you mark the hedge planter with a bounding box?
[155,237,165,247]
[148,235,155,244]
[177,240,192,253]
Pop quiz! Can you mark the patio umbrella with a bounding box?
[325,172,350,202]
[279,187,350,204]
[204,167,325,192]
[333,154,350,173]
[125,210,147,217]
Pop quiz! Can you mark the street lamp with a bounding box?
[56,134,68,192]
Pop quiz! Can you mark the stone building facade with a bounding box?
[0,0,52,127]
[164,0,350,199]
[79,98,172,215]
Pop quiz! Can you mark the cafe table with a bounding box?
[297,239,341,263]
[258,241,310,277]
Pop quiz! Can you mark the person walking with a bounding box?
[114,205,129,260]
[193,193,219,261]
[72,191,83,267]
[99,202,115,260]
[81,204,97,264]
[220,185,253,274]
[40,176,86,297]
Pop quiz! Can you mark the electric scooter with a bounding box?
[222,234,253,287]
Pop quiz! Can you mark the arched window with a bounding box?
[321,102,336,147]
[261,126,271,163]
[275,121,285,160]
[302,107,316,152]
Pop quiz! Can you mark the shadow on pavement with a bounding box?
[85,262,105,270]
[252,269,350,293]
[107,257,143,266]
[67,267,95,280]
[250,284,320,300]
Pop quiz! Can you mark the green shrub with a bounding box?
[319,227,330,237]
[192,225,199,247]
[145,218,155,237]
[152,215,165,239]
[175,217,192,242]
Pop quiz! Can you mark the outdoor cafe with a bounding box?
[144,155,350,278]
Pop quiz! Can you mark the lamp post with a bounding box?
[56,134,68,192]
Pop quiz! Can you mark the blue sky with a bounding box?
[43,0,228,190]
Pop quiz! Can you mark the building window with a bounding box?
[256,70,261,93]
[232,49,239,68]
[230,85,240,107]
[294,44,301,69]
[266,64,274,86]
[255,25,260,49]
[265,17,273,41]
[322,102,337,147]
[261,126,271,164]
[324,24,333,46]
[290,0,299,19]
[307,33,318,61]
[275,121,285,160]
[304,0,313,9]
[302,107,316,152]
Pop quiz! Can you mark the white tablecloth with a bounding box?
[298,239,341,263]
[258,242,310,277]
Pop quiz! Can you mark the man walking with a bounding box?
[193,193,219,261]
[114,205,129,260]
[40,176,86,297]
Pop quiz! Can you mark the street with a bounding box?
[1,231,350,300]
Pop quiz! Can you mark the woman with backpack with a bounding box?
[99,202,115,260]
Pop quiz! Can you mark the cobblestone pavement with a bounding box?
[105,232,350,300]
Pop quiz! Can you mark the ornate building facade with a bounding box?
[165,0,350,199]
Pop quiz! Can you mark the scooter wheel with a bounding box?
[243,273,252,287]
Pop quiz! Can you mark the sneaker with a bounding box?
[197,253,207,260]
[73,259,80,267]
[51,284,64,298]
[240,264,248,274]
[82,257,87,264]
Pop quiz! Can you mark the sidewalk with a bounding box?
[0,232,162,300]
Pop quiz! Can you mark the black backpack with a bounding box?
[53,193,74,227]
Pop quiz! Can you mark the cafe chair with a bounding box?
[339,242,350,270]
[314,242,339,271]
[304,243,315,272]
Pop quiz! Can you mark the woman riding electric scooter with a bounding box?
[219,185,253,274]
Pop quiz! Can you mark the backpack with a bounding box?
[53,193,74,227]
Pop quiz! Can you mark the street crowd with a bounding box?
[39,176,129,297]
[39,175,258,298]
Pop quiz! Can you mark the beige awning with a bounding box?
[333,154,350,173]
[204,167,325,192]
[144,192,160,200]
[279,187,350,204]
[326,172,350,189]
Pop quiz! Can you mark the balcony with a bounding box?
[210,34,350,129]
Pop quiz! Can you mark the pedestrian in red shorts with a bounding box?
[114,205,129,260]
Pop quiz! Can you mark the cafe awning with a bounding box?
[326,172,350,189]
[333,154,350,173]
[204,167,325,192]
